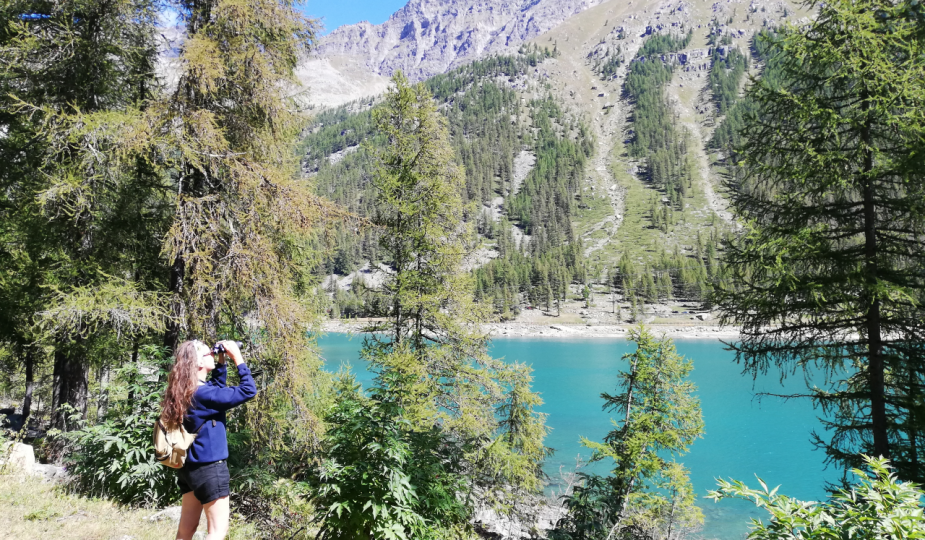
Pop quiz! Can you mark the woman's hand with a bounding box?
[219,340,245,367]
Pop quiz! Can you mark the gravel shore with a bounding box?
[321,320,740,340]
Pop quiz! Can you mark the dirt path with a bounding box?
[581,108,628,257]
[575,35,650,258]
[537,64,628,258]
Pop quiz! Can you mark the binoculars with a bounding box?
[212,341,243,355]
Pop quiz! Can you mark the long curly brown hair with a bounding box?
[160,341,200,430]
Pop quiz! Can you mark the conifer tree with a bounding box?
[357,72,549,523]
[363,72,499,430]
[156,0,335,460]
[714,0,925,476]
[552,328,703,539]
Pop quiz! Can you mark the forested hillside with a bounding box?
[305,47,599,319]
[308,22,742,320]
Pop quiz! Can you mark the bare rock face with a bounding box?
[313,0,605,81]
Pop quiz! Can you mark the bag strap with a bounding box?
[160,418,205,437]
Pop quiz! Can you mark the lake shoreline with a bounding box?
[321,320,741,340]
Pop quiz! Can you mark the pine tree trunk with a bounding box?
[51,339,89,431]
[127,340,140,405]
[21,347,35,420]
[96,364,109,422]
[611,355,640,531]
[163,256,185,353]
[861,105,890,459]
[909,365,919,481]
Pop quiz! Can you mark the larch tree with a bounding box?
[713,0,925,479]
[157,0,338,459]
[356,71,550,524]
[552,327,704,540]
[363,71,503,438]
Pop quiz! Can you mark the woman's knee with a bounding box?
[177,522,198,539]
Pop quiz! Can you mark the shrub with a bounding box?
[708,456,925,540]
[309,377,470,540]
[59,346,179,506]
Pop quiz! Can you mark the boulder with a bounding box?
[696,313,713,321]
[1,442,35,472]
[148,506,183,522]
[32,462,67,482]
[473,498,565,539]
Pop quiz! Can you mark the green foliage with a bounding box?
[638,32,693,56]
[363,71,482,361]
[0,0,168,430]
[303,51,592,317]
[59,346,178,507]
[714,0,925,476]
[316,73,550,533]
[1,0,338,519]
[708,47,747,114]
[311,378,469,540]
[709,29,785,167]
[613,229,725,308]
[549,473,618,540]
[708,456,925,540]
[362,73,548,480]
[471,89,592,312]
[477,363,554,508]
[506,96,591,236]
[156,0,338,478]
[590,43,624,81]
[587,327,703,522]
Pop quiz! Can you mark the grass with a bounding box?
[575,192,613,236]
[0,474,261,540]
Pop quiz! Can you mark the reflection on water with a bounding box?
[318,333,837,540]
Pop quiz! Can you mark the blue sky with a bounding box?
[301,0,410,34]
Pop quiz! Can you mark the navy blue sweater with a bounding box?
[183,362,257,464]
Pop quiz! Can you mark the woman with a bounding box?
[160,340,257,540]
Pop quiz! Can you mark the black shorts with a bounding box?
[177,460,230,504]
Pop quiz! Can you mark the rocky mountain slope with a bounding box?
[298,0,802,108]
[299,0,611,107]
[320,0,605,78]
[302,0,810,325]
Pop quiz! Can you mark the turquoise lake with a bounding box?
[318,333,839,540]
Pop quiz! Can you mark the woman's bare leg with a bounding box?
[176,491,203,540]
[203,496,230,540]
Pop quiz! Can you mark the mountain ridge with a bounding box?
[298,0,607,107]
[318,0,606,78]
